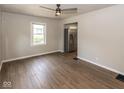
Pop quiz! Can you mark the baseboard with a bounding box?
[2,50,60,63]
[58,50,64,53]
[77,56,124,76]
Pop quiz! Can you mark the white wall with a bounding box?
[59,5,124,75]
[2,12,60,60]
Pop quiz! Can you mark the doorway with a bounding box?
[64,22,78,57]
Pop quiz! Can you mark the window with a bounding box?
[31,22,46,46]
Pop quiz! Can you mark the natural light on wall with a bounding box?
[31,22,46,46]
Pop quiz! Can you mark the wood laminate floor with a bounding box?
[0,52,124,89]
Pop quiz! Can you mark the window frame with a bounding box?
[31,22,46,46]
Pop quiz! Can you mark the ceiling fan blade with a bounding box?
[62,8,77,11]
[62,8,77,14]
[40,6,55,11]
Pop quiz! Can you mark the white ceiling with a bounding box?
[0,4,114,19]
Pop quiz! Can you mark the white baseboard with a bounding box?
[2,50,60,63]
[58,50,64,53]
[2,51,123,76]
[77,56,124,75]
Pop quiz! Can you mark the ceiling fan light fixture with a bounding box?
[55,12,61,16]
[55,8,61,16]
[55,4,61,16]
[40,4,77,17]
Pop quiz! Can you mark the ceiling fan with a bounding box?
[40,4,77,16]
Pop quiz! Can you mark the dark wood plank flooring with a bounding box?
[0,52,124,89]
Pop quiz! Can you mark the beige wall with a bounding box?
[59,5,124,75]
[2,12,60,60]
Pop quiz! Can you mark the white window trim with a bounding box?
[31,22,46,46]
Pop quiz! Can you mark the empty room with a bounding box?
[0,4,124,89]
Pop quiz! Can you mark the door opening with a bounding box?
[64,22,78,59]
